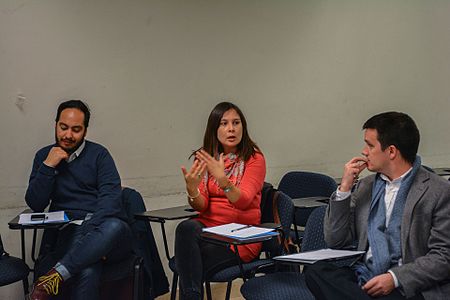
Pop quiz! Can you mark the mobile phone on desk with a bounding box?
[31,213,46,221]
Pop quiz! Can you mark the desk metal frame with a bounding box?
[135,205,198,260]
[8,210,66,266]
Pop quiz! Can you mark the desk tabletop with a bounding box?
[135,204,198,221]
[8,209,67,230]
[292,196,329,208]
[200,231,278,245]
[432,167,450,176]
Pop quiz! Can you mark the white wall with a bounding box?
[1,0,450,298]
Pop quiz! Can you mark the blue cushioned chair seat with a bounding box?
[0,255,30,286]
[241,272,314,300]
[169,256,274,282]
[208,259,273,282]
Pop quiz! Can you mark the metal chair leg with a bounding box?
[22,276,29,299]
[170,272,178,300]
[225,281,232,300]
[133,258,143,300]
[205,282,212,300]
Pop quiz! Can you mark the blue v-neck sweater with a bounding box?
[25,140,124,224]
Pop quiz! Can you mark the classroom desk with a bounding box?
[8,209,67,264]
[292,196,329,209]
[134,205,198,260]
[200,230,279,281]
[432,167,450,177]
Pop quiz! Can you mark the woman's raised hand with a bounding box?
[181,159,206,191]
[195,150,226,181]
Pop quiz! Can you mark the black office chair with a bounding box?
[169,185,295,300]
[278,171,337,245]
[203,190,295,300]
[0,233,30,299]
[240,206,328,300]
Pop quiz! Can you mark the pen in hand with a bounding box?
[231,225,252,232]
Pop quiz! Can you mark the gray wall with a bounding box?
[1,0,450,298]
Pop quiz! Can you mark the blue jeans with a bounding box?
[54,217,132,300]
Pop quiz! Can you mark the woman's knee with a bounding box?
[176,219,202,236]
[175,219,203,242]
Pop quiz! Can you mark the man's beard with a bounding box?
[55,133,85,154]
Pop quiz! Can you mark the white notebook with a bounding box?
[274,248,365,264]
[19,211,69,225]
[202,223,277,240]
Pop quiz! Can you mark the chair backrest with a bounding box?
[259,183,295,256]
[278,171,337,199]
[278,171,336,227]
[0,234,4,256]
[300,206,327,252]
[274,192,294,244]
[121,187,170,298]
[272,191,295,255]
[260,182,277,224]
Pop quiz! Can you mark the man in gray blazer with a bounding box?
[305,112,450,300]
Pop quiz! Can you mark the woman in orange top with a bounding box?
[175,102,266,300]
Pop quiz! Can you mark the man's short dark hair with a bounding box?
[363,111,420,164]
[55,100,91,128]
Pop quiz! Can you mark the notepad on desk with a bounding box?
[274,248,365,264]
[202,223,277,240]
[19,211,69,225]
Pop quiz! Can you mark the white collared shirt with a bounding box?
[66,140,86,163]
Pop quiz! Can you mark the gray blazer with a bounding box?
[325,167,450,300]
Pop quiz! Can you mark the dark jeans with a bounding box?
[53,217,132,300]
[175,219,240,300]
[304,261,425,300]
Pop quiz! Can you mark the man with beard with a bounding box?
[25,100,132,300]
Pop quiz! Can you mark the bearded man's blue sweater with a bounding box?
[25,140,124,225]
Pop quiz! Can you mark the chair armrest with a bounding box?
[342,245,357,250]
[200,231,278,246]
[8,209,32,230]
[259,223,281,230]
[8,209,67,230]
[134,205,198,222]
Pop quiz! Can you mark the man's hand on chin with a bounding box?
[362,273,395,297]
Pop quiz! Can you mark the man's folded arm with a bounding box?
[25,153,55,212]
[87,150,122,226]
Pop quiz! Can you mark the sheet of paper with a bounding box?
[202,223,276,239]
[18,211,69,225]
[274,248,365,264]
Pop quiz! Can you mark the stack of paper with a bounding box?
[202,223,277,240]
[274,248,365,264]
[18,211,69,225]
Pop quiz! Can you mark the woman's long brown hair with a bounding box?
[193,102,260,161]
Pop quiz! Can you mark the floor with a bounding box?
[156,281,244,300]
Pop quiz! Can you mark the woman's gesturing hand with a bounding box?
[181,159,206,192]
[195,150,226,181]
